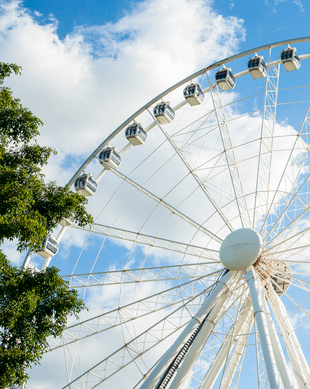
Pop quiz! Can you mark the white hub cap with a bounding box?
[219,228,263,270]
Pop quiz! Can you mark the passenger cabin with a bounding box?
[281,46,301,71]
[270,261,291,296]
[59,218,73,227]
[27,263,40,273]
[75,173,98,196]
[99,146,121,169]
[183,83,205,106]
[153,102,175,124]
[215,67,236,91]
[125,123,147,146]
[36,235,59,258]
[247,53,267,79]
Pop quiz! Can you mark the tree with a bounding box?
[0,62,92,387]
[0,253,86,387]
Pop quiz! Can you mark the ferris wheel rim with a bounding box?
[27,37,310,388]
[67,36,310,188]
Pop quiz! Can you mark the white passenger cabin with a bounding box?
[75,173,98,196]
[153,102,175,124]
[125,123,147,146]
[183,83,205,106]
[270,261,291,296]
[59,218,73,227]
[247,53,267,79]
[98,146,121,169]
[281,46,301,71]
[36,235,59,258]
[215,67,236,91]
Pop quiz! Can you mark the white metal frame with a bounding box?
[25,38,310,389]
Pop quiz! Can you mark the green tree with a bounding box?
[0,253,86,387]
[0,62,91,387]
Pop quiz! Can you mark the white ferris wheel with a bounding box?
[26,37,310,389]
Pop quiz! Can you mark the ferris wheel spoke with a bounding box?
[63,262,221,288]
[266,242,310,261]
[284,274,310,301]
[207,75,251,229]
[263,105,310,242]
[254,52,280,232]
[100,163,222,244]
[148,108,234,233]
[171,110,217,147]
[288,272,310,289]
[49,272,219,350]
[264,223,310,255]
[71,222,219,263]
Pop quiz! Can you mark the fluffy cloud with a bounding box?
[0,0,245,176]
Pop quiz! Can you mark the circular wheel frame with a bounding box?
[28,37,310,389]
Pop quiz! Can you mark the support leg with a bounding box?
[246,268,281,389]
[140,270,234,389]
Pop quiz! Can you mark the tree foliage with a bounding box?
[0,62,90,387]
[0,253,86,387]
[0,62,92,251]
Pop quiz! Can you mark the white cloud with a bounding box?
[265,0,304,11]
[0,238,24,265]
[293,0,304,11]
[0,0,245,174]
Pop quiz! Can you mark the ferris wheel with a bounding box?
[27,37,310,388]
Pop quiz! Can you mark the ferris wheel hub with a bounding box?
[219,228,263,270]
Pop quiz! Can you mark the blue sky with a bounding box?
[23,0,140,38]
[1,0,310,388]
[216,0,309,49]
[21,0,310,51]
